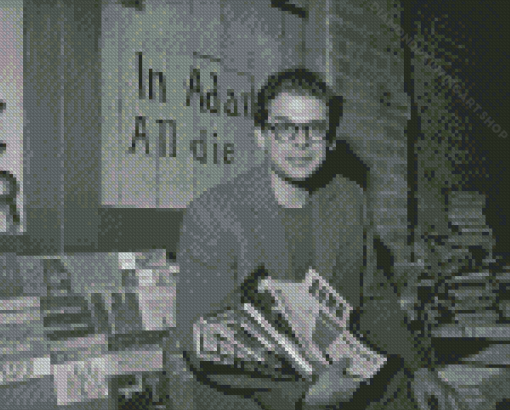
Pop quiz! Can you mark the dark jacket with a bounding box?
[177,161,426,362]
[176,162,426,408]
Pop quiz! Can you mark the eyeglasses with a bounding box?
[266,122,328,143]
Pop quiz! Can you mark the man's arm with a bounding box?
[175,193,240,355]
[356,193,431,372]
[355,197,467,410]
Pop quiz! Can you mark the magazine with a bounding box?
[193,267,387,382]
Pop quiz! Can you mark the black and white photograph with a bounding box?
[0,0,509,409]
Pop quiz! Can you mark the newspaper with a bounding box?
[194,268,387,382]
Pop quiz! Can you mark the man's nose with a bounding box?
[293,127,309,147]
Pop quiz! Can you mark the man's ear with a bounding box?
[255,128,266,150]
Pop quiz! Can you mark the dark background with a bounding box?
[409,0,510,260]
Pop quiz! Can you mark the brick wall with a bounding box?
[307,0,411,265]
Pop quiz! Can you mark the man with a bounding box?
[175,68,465,410]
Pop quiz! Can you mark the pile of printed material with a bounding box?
[446,271,500,327]
[116,250,177,333]
[447,190,495,252]
[194,267,387,383]
[0,296,49,385]
[440,261,510,330]
[499,265,510,322]
[41,258,96,343]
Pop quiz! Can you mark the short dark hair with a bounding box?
[254,67,343,145]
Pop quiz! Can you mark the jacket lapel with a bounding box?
[312,178,342,282]
[312,175,365,308]
[240,165,291,282]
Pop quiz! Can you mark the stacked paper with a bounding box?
[0,296,49,385]
[41,259,96,341]
[447,191,495,250]
[496,265,510,321]
[195,308,294,377]
[443,271,501,327]
[500,301,510,320]
[0,297,45,352]
[53,355,110,405]
[195,268,387,382]
[115,251,176,332]
[53,348,163,405]
[48,333,108,366]
[0,355,51,385]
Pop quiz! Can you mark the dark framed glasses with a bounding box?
[267,122,328,143]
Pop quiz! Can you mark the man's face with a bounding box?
[256,92,332,181]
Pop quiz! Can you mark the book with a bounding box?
[500,301,510,319]
[454,310,500,326]
[194,267,387,383]
[0,355,50,386]
[0,297,40,311]
[194,307,297,378]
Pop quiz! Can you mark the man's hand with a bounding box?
[301,358,360,409]
[253,359,358,410]
[412,368,468,410]
[252,378,308,410]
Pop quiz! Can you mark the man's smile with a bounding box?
[287,156,313,164]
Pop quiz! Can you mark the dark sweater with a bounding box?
[279,201,314,282]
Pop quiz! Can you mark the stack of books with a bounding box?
[41,258,96,342]
[114,250,176,334]
[500,301,510,321]
[496,264,510,322]
[447,191,495,251]
[0,296,50,385]
[445,271,500,327]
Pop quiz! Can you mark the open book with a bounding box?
[193,267,387,382]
